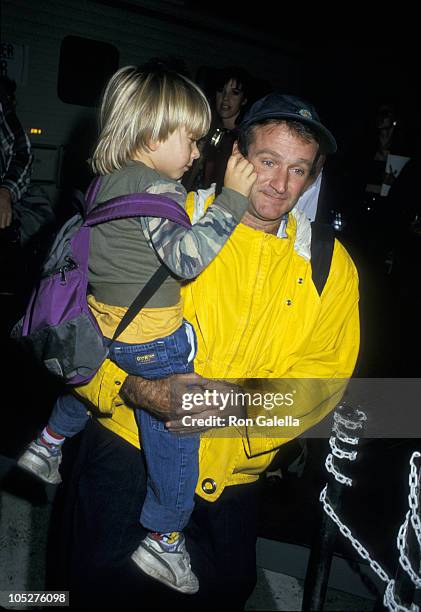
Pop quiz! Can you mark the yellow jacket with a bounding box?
[76,193,360,502]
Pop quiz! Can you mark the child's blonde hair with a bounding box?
[91,65,211,175]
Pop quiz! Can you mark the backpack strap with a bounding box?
[81,181,191,343]
[310,222,335,296]
[84,191,191,343]
[100,194,190,341]
[84,177,102,214]
[84,193,191,228]
[110,265,170,343]
[83,177,191,227]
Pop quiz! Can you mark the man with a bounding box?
[0,77,53,296]
[0,76,32,229]
[0,76,33,294]
[52,94,359,609]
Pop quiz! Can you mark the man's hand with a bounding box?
[119,372,208,421]
[166,379,248,433]
[120,374,248,433]
[0,188,12,229]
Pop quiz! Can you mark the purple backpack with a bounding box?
[11,177,191,385]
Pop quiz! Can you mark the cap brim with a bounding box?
[240,112,337,154]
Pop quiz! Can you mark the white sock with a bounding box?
[40,426,65,446]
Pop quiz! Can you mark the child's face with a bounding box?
[153,126,200,180]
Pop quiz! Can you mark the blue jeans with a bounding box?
[49,393,90,438]
[52,419,261,610]
[49,321,199,533]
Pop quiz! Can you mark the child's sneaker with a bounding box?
[131,532,199,594]
[17,439,62,484]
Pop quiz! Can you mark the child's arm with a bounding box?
[141,151,256,279]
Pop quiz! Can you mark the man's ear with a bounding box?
[241,97,248,107]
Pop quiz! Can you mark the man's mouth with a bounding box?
[261,191,288,202]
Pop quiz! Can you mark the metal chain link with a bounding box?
[384,580,419,612]
[324,407,366,485]
[325,453,352,486]
[321,448,421,611]
[320,485,391,582]
[397,514,421,588]
[332,421,360,445]
[396,452,421,589]
[329,436,358,461]
[333,408,367,430]
[408,453,421,549]
[411,510,421,551]
[324,407,391,603]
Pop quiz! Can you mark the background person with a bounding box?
[0,76,32,230]
[0,76,54,299]
[183,66,264,195]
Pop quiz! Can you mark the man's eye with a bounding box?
[262,160,274,167]
[292,168,305,176]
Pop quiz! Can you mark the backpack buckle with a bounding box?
[59,257,78,283]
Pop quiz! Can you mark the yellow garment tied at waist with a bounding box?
[87,294,183,343]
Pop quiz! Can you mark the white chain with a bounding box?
[396,452,421,589]
[411,511,421,551]
[325,407,365,485]
[332,421,360,445]
[408,453,421,549]
[322,410,421,610]
[384,580,419,612]
[320,485,391,583]
[397,514,421,588]
[329,436,358,461]
[321,483,419,610]
[325,453,352,486]
[321,450,421,611]
[333,408,367,430]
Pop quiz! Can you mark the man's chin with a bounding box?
[247,203,288,223]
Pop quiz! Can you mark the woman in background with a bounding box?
[183,66,265,195]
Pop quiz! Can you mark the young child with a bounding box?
[17,64,256,593]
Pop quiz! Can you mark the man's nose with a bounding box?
[269,168,288,193]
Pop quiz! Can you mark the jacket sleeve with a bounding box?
[140,183,249,279]
[0,102,33,203]
[243,240,360,456]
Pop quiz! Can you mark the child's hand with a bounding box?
[224,144,257,198]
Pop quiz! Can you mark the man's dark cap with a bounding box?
[239,93,337,154]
